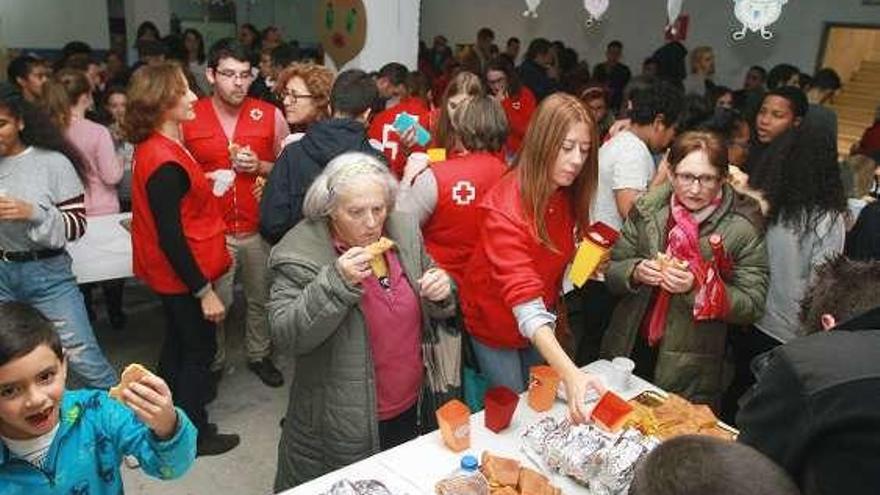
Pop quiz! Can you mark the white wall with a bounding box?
[0,0,110,50]
[420,0,880,87]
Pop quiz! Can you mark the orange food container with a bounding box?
[527,365,560,412]
[436,399,471,452]
[591,391,634,432]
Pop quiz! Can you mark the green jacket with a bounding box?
[600,183,769,405]
[267,212,456,490]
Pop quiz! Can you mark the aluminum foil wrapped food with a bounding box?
[321,479,403,495]
[521,417,658,494]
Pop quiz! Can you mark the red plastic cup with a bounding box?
[484,386,519,433]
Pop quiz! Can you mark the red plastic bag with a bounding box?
[693,234,733,321]
[693,264,729,321]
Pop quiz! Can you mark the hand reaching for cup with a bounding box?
[562,370,606,424]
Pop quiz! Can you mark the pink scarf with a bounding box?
[644,193,721,346]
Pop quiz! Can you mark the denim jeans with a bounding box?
[470,338,544,393]
[0,254,118,388]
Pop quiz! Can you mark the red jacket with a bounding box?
[460,172,577,349]
[422,152,508,287]
[368,97,431,178]
[501,87,537,158]
[131,132,230,295]
[181,97,277,235]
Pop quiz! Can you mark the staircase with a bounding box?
[830,59,880,158]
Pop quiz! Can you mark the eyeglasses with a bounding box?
[215,70,253,81]
[281,90,316,103]
[674,172,720,188]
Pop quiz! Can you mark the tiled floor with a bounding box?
[90,281,289,494]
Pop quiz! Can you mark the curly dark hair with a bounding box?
[0,83,87,181]
[750,124,846,233]
[799,255,880,334]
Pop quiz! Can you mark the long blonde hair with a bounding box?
[515,93,598,249]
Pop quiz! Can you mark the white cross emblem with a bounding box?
[452,180,477,206]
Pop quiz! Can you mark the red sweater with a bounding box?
[460,173,577,349]
[501,87,537,157]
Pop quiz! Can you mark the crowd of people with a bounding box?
[0,19,878,495]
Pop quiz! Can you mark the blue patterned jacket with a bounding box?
[0,389,196,494]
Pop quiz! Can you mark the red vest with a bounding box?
[181,97,277,235]
[131,132,230,295]
[368,97,431,179]
[422,152,507,287]
[460,173,576,349]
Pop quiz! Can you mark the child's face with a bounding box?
[0,344,66,440]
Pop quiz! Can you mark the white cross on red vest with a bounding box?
[452,180,477,206]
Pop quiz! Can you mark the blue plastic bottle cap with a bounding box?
[460,454,479,471]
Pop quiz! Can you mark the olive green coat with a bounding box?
[267,212,456,490]
[600,183,769,405]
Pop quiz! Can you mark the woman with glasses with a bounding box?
[274,63,335,146]
[601,130,769,408]
[485,57,535,160]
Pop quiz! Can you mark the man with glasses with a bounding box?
[181,38,289,391]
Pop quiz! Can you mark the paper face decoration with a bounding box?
[583,0,610,26]
[523,0,542,18]
[317,0,367,67]
[732,0,789,40]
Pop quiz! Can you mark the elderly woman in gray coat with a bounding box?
[268,152,457,490]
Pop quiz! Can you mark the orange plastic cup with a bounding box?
[436,399,471,452]
[527,365,560,412]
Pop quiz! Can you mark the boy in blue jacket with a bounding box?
[0,302,197,493]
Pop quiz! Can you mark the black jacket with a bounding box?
[846,201,880,261]
[737,306,880,495]
[259,118,383,244]
[517,59,558,102]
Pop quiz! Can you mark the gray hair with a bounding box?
[302,152,398,220]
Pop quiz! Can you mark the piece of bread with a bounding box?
[108,363,154,401]
[366,237,395,277]
[655,252,689,272]
[518,467,560,495]
[365,236,395,257]
[481,452,521,487]
[489,486,519,495]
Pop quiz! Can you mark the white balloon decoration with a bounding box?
[732,0,789,40]
[523,0,542,18]
[583,0,610,28]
